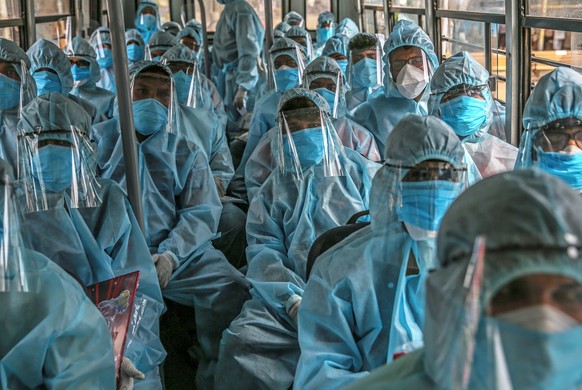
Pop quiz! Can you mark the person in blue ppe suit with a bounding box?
[89,27,116,93]
[26,39,106,126]
[284,11,304,28]
[516,67,582,192]
[161,21,182,37]
[275,21,292,34]
[313,11,336,57]
[0,39,37,173]
[135,0,162,44]
[345,33,383,114]
[147,31,178,61]
[429,51,517,177]
[336,17,360,39]
[215,88,380,389]
[0,158,116,388]
[66,36,116,119]
[184,18,203,38]
[294,114,468,390]
[285,26,314,62]
[213,0,265,133]
[161,48,246,267]
[126,29,146,67]
[16,92,166,389]
[227,38,306,203]
[162,43,227,133]
[321,34,351,77]
[343,168,582,390]
[243,62,381,204]
[176,26,204,62]
[97,61,250,390]
[350,20,438,156]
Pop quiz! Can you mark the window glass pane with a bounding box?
[0,27,19,45]
[395,13,424,30]
[376,11,386,34]
[195,1,224,32]
[527,0,581,17]
[491,24,507,103]
[306,0,332,31]
[393,0,424,8]
[363,0,384,5]
[529,29,582,84]
[363,9,375,33]
[246,0,283,24]
[0,0,21,20]
[158,0,171,24]
[36,0,70,17]
[36,21,66,47]
[441,18,485,58]
[438,0,504,14]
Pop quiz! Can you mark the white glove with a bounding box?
[287,298,302,324]
[152,252,176,289]
[118,357,145,390]
[233,88,248,111]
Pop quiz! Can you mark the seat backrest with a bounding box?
[306,221,370,279]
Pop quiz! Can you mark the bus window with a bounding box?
[306,0,332,31]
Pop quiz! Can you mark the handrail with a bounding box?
[196,0,211,79]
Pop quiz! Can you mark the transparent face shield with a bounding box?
[390,50,434,99]
[449,238,582,389]
[270,48,305,93]
[288,35,313,61]
[138,6,159,32]
[0,173,33,293]
[93,32,113,69]
[438,84,501,141]
[348,45,383,89]
[306,73,342,119]
[164,60,204,108]
[387,160,468,242]
[130,69,176,136]
[276,107,344,181]
[0,60,27,113]
[17,126,102,212]
[55,16,74,50]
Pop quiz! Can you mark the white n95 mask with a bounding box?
[396,64,429,100]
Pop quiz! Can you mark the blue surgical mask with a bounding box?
[440,96,488,138]
[97,48,114,69]
[313,88,337,115]
[397,180,459,232]
[133,98,168,135]
[127,43,144,62]
[141,14,157,30]
[282,127,325,168]
[0,73,21,110]
[352,58,378,88]
[31,145,75,192]
[275,68,299,92]
[537,150,582,190]
[173,70,193,103]
[317,27,334,44]
[469,316,582,389]
[71,64,92,84]
[336,59,348,76]
[33,71,62,96]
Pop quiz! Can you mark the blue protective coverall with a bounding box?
[89,27,117,93]
[343,169,582,390]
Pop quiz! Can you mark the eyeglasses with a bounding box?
[390,56,425,73]
[387,162,466,182]
[534,118,582,151]
[441,84,488,103]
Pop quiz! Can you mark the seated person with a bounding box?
[66,36,116,119]
[284,11,305,28]
[147,31,178,61]
[89,27,116,93]
[0,158,116,388]
[313,12,336,57]
[345,33,383,114]
[0,38,37,173]
[350,20,438,156]
[15,93,165,388]
[126,29,146,67]
[429,51,517,177]
[336,17,359,39]
[176,26,206,72]
[161,21,182,37]
[321,34,350,77]
[285,27,314,62]
[244,56,382,204]
[344,169,582,389]
[295,115,467,389]
[135,1,162,44]
[215,89,380,389]
[516,66,582,192]
[27,39,106,125]
[97,61,250,389]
